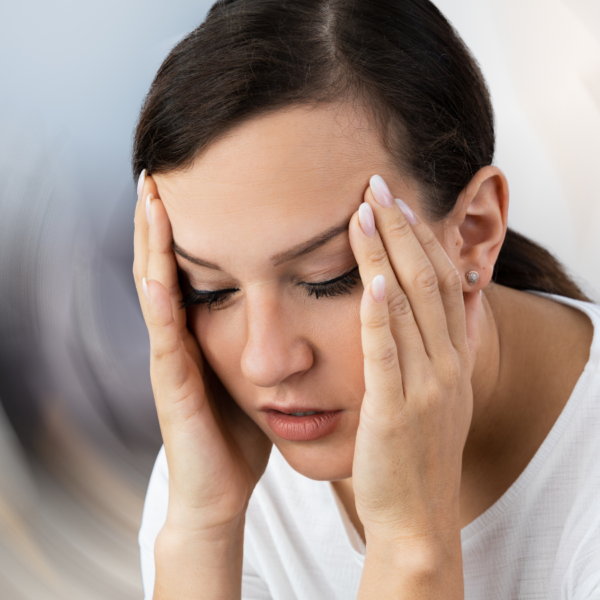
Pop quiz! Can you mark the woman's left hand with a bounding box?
[348,177,482,598]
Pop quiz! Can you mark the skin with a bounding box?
[133,103,593,599]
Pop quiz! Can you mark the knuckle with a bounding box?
[360,406,407,441]
[363,311,389,330]
[156,241,173,256]
[151,342,179,363]
[441,267,462,294]
[419,228,439,253]
[440,354,462,385]
[369,344,399,372]
[387,288,413,321]
[364,246,389,269]
[412,263,439,298]
[423,379,443,405]
[385,216,412,240]
[133,269,146,288]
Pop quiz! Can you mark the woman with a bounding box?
[133,0,599,598]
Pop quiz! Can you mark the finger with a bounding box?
[133,170,150,321]
[147,195,186,331]
[360,275,405,416]
[145,278,192,399]
[366,179,452,360]
[349,207,428,375]
[397,202,469,358]
[145,278,213,442]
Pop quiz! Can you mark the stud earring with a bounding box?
[466,271,479,286]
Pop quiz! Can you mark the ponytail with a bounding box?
[493,228,590,302]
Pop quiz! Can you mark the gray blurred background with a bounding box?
[0,1,598,598]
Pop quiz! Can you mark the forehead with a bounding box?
[154,103,397,267]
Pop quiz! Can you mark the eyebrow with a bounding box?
[172,218,351,270]
[270,219,350,266]
[172,241,221,270]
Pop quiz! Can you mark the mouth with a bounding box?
[272,408,323,416]
[262,407,343,442]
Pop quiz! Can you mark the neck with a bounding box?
[460,284,593,525]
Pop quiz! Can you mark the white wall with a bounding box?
[434,0,600,299]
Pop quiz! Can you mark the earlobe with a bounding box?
[455,166,509,291]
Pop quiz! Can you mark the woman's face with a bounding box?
[154,104,434,481]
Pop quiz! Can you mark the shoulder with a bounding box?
[535,293,600,377]
[544,296,600,598]
[554,511,600,599]
[139,446,169,600]
[139,445,169,547]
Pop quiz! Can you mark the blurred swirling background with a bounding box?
[0,0,598,597]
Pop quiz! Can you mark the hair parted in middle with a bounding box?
[133,0,589,302]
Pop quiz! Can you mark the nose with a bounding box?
[241,295,313,388]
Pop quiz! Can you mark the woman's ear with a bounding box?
[447,166,509,292]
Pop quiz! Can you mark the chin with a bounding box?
[273,436,356,482]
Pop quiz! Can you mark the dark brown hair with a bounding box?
[133,0,589,301]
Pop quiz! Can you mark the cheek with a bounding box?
[313,297,365,404]
[187,305,247,395]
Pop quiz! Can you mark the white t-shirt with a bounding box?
[139,293,600,599]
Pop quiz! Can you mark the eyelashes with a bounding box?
[304,266,361,299]
[181,266,361,311]
[181,287,239,310]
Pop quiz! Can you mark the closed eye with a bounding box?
[301,266,361,299]
[180,265,361,310]
[180,287,239,310]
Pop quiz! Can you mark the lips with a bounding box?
[264,408,342,442]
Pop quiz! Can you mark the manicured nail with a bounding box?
[137,169,146,201]
[369,175,394,208]
[142,277,150,302]
[395,198,418,225]
[146,193,153,225]
[358,203,376,237]
[372,275,386,303]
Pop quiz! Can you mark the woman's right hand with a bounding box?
[133,172,272,538]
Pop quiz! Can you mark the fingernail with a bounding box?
[369,175,394,208]
[146,193,153,225]
[372,275,386,303]
[137,169,146,202]
[358,203,376,237]
[142,277,150,302]
[395,198,418,225]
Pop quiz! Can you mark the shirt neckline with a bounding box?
[461,293,599,541]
